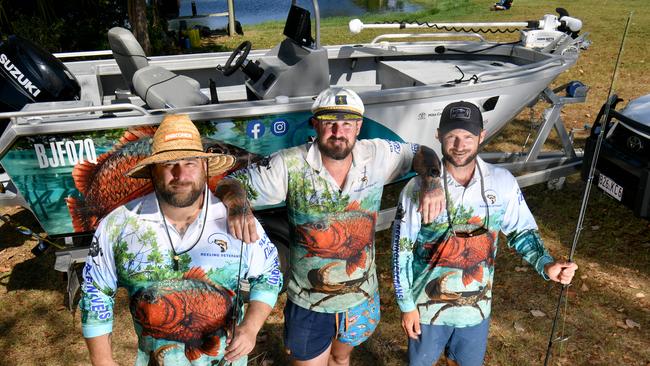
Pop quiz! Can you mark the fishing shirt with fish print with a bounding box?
[230,139,418,313]
[392,157,554,327]
[79,189,282,366]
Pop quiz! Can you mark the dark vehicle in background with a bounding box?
[582,94,650,219]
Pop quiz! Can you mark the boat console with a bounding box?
[223,4,329,100]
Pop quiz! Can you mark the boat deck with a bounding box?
[377,58,520,88]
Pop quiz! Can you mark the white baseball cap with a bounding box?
[311,87,365,117]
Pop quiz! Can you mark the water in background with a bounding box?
[178,0,420,28]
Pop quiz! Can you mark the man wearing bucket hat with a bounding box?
[79,114,283,366]
[215,87,445,366]
[392,101,578,366]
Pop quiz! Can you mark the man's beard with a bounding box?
[442,148,478,168]
[317,136,355,160]
[154,178,205,208]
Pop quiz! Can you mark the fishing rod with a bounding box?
[543,12,633,366]
[220,155,253,366]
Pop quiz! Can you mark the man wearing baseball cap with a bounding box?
[392,101,578,366]
[216,87,445,365]
[79,114,282,365]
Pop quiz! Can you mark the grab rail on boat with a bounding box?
[53,50,114,59]
[0,104,151,124]
[370,32,487,45]
[470,56,566,84]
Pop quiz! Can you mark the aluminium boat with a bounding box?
[0,1,588,240]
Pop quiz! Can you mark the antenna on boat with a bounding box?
[543,11,633,366]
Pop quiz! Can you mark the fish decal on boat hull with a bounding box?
[64,126,260,233]
[130,267,235,362]
[205,140,263,191]
[65,126,156,232]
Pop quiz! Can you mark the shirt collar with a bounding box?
[135,185,225,222]
[444,156,490,188]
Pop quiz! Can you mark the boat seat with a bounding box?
[108,27,209,108]
[132,66,209,109]
[107,27,150,91]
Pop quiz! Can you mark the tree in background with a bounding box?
[0,0,129,51]
[0,0,172,54]
[128,0,151,54]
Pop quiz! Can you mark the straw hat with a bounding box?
[126,114,236,179]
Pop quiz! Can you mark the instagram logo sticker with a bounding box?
[272,119,288,136]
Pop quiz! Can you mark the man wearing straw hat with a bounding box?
[215,87,445,366]
[79,115,282,366]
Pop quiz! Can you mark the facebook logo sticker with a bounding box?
[246,121,265,139]
[271,119,288,136]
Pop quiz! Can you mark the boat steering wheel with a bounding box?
[220,41,252,76]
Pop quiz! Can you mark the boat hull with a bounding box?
[0,39,577,237]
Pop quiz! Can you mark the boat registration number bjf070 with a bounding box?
[597,173,623,201]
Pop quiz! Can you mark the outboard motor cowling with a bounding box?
[0,35,81,112]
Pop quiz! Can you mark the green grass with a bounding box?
[2,1,650,365]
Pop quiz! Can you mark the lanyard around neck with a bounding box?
[442,159,490,232]
[157,189,208,271]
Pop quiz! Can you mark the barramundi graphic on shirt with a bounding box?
[130,267,235,361]
[231,139,419,313]
[424,215,497,286]
[297,201,376,276]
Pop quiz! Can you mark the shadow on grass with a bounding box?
[4,251,65,292]
[0,208,68,293]
[0,209,43,251]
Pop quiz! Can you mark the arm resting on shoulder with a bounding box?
[412,145,444,224]
[215,178,259,243]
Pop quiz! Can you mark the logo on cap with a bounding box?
[450,107,471,120]
[335,95,348,105]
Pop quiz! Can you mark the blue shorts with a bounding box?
[408,318,490,366]
[283,291,380,361]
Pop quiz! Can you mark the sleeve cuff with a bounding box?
[536,255,555,280]
[249,290,279,308]
[397,299,417,313]
[82,323,114,338]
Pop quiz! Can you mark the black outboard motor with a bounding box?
[0,35,81,112]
